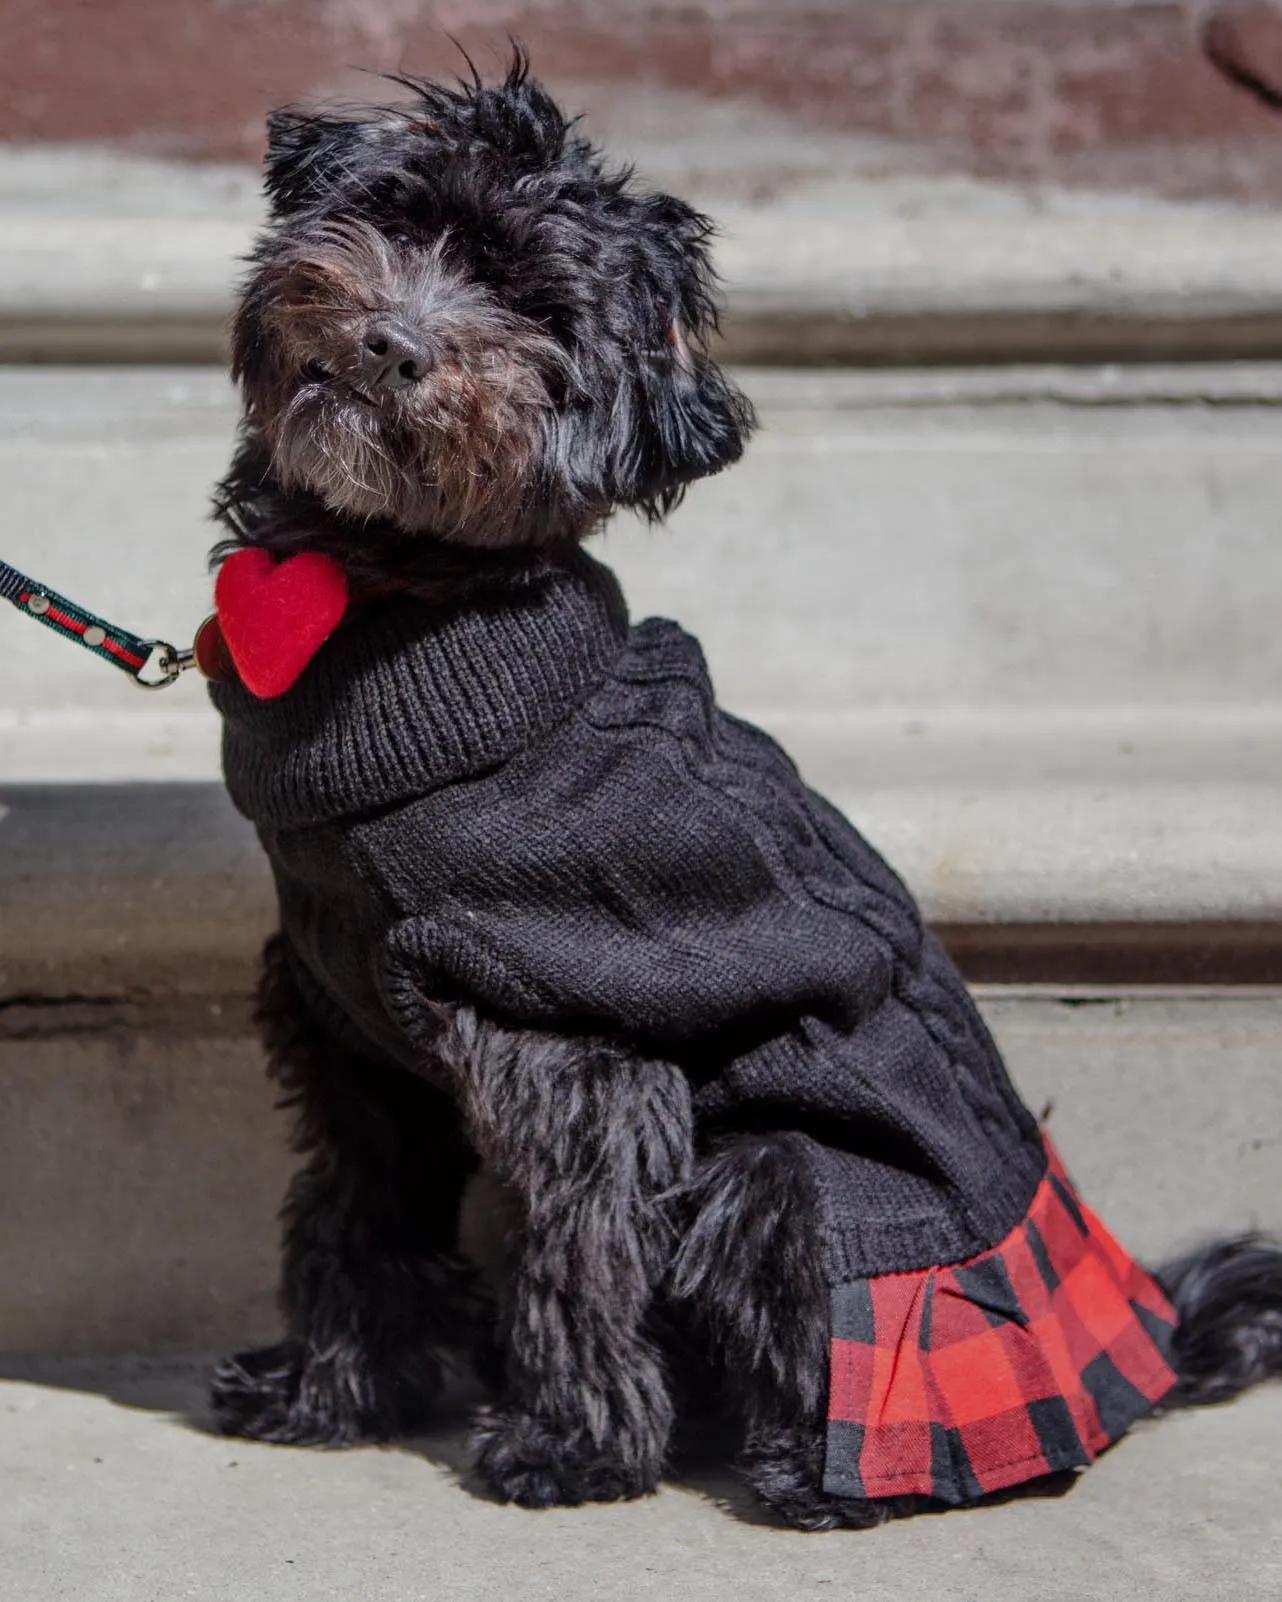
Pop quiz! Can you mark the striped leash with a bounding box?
[0,557,227,688]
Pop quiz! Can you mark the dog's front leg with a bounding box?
[211,937,491,1446]
[438,1007,692,1506]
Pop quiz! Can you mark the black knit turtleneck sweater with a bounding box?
[213,550,1046,1282]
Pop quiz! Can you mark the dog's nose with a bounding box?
[360,320,432,393]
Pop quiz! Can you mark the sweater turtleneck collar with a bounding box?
[211,549,629,830]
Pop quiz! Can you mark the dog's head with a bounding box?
[231,53,755,550]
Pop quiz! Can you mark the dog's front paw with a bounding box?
[209,1339,384,1447]
[210,1340,309,1443]
[472,1406,660,1507]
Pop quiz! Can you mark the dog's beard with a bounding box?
[265,351,556,542]
[272,380,403,522]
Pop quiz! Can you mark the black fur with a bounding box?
[215,50,754,572]
[669,1135,888,1530]
[210,937,496,1445]
[1159,1236,1282,1406]
[210,54,1282,1526]
[437,1008,691,1505]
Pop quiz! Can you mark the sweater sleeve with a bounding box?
[367,701,915,1049]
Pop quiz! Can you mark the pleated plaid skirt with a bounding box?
[824,1139,1179,1504]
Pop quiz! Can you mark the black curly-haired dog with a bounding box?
[208,55,1282,1527]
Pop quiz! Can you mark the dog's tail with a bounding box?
[1158,1235,1282,1406]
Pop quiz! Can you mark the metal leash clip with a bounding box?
[134,639,197,690]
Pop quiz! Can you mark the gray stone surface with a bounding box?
[3,366,1281,931]
[1,1363,1279,1602]
[10,364,1282,732]
[0,1000,283,1357]
[2,990,1277,1358]
[6,132,1282,362]
[0,786,272,998]
[6,770,1282,1002]
[0,100,1264,228]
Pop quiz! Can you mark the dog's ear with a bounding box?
[614,330,756,518]
[263,109,365,217]
[601,197,756,518]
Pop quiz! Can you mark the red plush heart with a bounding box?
[214,548,350,698]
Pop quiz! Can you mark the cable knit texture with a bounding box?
[213,549,1046,1282]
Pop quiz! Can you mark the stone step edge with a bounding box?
[5,928,1277,1001]
[7,213,1282,364]
[2,783,1279,1000]
[7,983,1282,1040]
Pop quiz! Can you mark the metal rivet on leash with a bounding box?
[1,555,218,690]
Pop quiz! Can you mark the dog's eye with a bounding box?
[389,229,414,249]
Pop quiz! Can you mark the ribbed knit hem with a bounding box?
[816,1132,1048,1284]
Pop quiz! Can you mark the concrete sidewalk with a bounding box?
[3,1364,1279,1602]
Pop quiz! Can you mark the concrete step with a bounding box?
[7,138,1282,364]
[12,208,1282,366]
[1,1363,1278,1602]
[2,364,1280,956]
[2,988,1278,1359]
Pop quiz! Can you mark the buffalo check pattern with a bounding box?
[824,1139,1179,1504]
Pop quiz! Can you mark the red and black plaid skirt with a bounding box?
[824,1139,1179,1505]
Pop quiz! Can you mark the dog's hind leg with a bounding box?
[671,1133,888,1530]
[210,936,491,1446]
[437,1008,692,1506]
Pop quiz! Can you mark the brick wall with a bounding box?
[6,1,1282,197]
